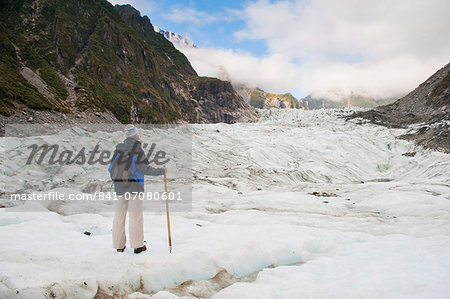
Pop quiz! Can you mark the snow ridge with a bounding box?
[153,25,196,49]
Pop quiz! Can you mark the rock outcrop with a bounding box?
[237,86,307,110]
[189,78,257,123]
[350,63,449,152]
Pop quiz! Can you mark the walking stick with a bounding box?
[164,169,172,253]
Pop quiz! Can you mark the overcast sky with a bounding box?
[109,0,450,100]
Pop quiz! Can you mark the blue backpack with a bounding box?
[109,152,144,186]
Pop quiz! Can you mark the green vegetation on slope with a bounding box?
[114,4,196,77]
[249,90,265,108]
[0,0,194,122]
[0,0,250,124]
[247,88,302,109]
[0,22,69,115]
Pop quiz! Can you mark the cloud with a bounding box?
[233,0,450,100]
[299,56,445,101]
[111,0,450,101]
[173,44,302,93]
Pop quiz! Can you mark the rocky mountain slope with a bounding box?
[350,62,449,152]
[236,86,308,109]
[0,0,255,130]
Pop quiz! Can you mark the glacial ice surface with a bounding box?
[0,109,449,298]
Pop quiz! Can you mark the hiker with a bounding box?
[110,124,165,254]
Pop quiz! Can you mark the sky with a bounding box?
[108,0,450,100]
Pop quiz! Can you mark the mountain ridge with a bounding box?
[350,62,449,152]
[236,86,307,109]
[303,94,396,109]
[152,25,196,49]
[0,0,256,130]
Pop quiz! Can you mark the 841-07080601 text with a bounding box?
[120,191,183,201]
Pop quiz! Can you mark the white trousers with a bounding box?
[112,195,144,249]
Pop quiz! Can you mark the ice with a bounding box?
[0,109,449,298]
[213,235,450,299]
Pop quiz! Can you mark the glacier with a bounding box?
[0,109,449,298]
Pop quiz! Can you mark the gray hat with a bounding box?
[124,124,138,138]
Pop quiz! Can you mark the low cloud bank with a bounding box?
[113,0,450,101]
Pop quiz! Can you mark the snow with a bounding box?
[0,109,449,298]
[213,235,450,299]
[153,25,196,49]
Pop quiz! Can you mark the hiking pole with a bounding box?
[164,168,172,253]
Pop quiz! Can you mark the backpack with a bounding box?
[109,150,144,186]
[109,150,132,185]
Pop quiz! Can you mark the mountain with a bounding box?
[0,0,255,129]
[350,62,449,152]
[152,25,195,49]
[303,95,396,109]
[237,86,396,110]
[236,86,308,109]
